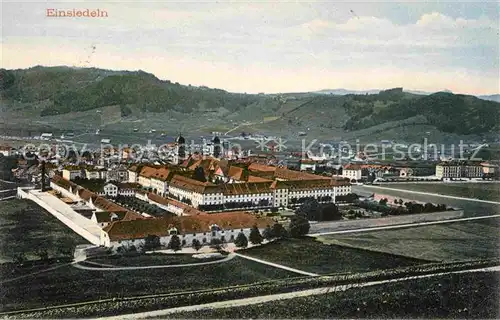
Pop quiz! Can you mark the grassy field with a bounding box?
[318,218,500,262]
[241,238,429,275]
[0,256,297,312]
[171,271,500,319]
[0,199,88,263]
[384,183,500,201]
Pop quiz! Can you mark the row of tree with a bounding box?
[294,198,342,222]
[358,199,450,216]
[118,220,308,255]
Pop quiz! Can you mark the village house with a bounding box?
[103,183,119,197]
[85,167,101,180]
[105,166,129,182]
[299,159,317,172]
[0,145,13,157]
[127,164,143,183]
[62,166,83,181]
[342,164,363,181]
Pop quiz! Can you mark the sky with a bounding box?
[1,1,499,95]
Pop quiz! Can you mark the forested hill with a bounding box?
[1,67,498,136]
[341,88,500,135]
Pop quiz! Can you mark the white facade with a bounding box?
[86,169,101,180]
[151,178,168,196]
[119,188,136,197]
[300,162,316,171]
[0,147,12,157]
[103,183,118,197]
[128,169,139,183]
[342,169,362,181]
[169,182,349,210]
[138,175,152,188]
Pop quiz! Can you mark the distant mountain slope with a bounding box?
[478,94,500,103]
[1,67,498,137]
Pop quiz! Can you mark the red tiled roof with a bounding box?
[344,164,363,170]
[221,182,272,195]
[246,175,273,183]
[169,175,221,194]
[248,163,277,172]
[228,166,245,180]
[274,167,329,181]
[103,212,273,241]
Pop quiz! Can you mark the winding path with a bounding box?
[72,253,236,271]
[235,253,319,276]
[96,265,500,319]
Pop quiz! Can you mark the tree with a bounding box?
[295,198,321,221]
[234,232,248,248]
[167,234,182,252]
[192,239,202,252]
[249,225,263,245]
[270,207,279,213]
[271,223,287,239]
[289,215,310,238]
[321,203,342,221]
[144,235,161,251]
[262,225,273,241]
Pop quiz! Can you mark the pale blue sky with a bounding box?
[1,1,499,94]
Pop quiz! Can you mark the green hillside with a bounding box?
[1,67,498,138]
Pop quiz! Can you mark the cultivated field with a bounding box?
[241,238,429,275]
[384,183,500,202]
[318,218,500,262]
[171,271,500,319]
[0,199,88,263]
[0,256,297,312]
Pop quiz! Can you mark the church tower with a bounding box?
[175,133,186,164]
[213,136,221,158]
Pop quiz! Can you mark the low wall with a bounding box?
[310,209,464,234]
[17,188,100,245]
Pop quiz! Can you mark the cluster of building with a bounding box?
[126,156,351,211]
[50,174,273,249]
